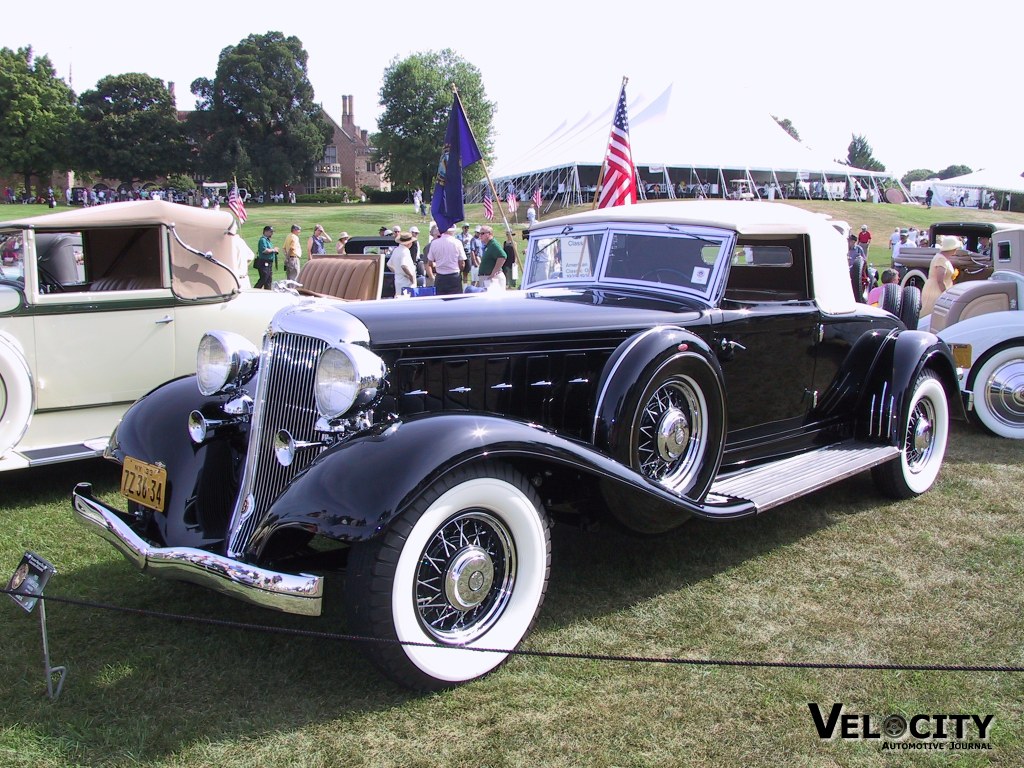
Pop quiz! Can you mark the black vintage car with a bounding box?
[73,201,960,690]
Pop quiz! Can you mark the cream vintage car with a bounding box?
[0,200,300,471]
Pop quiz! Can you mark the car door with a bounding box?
[712,240,820,451]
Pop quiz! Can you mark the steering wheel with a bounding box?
[640,268,689,285]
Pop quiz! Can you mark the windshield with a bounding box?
[523,225,730,301]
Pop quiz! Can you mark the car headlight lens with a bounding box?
[314,345,385,419]
[196,331,260,396]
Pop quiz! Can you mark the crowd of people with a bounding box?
[252,219,520,296]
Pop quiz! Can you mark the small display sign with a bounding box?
[6,552,56,614]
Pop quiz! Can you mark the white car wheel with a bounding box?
[872,371,949,498]
[346,463,550,690]
[0,336,33,456]
[971,346,1024,438]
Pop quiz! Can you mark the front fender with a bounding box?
[251,412,743,553]
[108,374,239,549]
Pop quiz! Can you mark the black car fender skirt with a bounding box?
[253,412,732,550]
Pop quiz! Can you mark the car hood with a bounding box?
[273,287,707,347]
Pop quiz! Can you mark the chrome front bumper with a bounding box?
[71,483,323,616]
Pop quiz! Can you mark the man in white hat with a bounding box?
[921,236,960,317]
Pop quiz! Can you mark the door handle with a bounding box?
[155,315,173,325]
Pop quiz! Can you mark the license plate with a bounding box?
[120,456,167,513]
[949,343,972,370]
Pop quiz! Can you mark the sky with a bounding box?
[6,0,1021,178]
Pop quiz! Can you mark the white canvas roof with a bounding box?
[932,167,1024,194]
[491,83,889,180]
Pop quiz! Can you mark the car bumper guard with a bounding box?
[71,483,323,617]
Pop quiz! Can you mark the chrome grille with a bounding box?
[227,332,327,557]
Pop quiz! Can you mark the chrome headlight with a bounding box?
[196,331,260,396]
[314,345,386,419]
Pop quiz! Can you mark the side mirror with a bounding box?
[0,284,23,313]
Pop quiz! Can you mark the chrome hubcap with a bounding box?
[984,359,1024,427]
[656,407,691,462]
[444,546,495,611]
[906,399,936,473]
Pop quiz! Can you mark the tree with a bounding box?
[901,168,936,186]
[189,31,329,191]
[73,73,188,185]
[937,164,972,180]
[0,46,78,196]
[846,134,885,172]
[374,50,495,193]
[772,115,801,142]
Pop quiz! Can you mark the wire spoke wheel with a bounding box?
[635,376,707,489]
[415,510,515,644]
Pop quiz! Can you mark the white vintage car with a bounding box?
[927,226,1024,438]
[0,201,299,471]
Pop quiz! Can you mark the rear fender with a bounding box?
[859,330,961,442]
[249,413,742,556]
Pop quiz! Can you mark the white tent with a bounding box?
[923,167,1024,209]
[480,83,902,210]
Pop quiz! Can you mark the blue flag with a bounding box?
[431,96,483,233]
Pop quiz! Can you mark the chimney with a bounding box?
[342,95,349,116]
[348,94,354,116]
[168,81,176,102]
[361,129,368,143]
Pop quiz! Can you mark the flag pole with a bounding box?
[592,76,628,210]
[451,85,513,236]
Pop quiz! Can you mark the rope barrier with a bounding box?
[6,588,1022,674]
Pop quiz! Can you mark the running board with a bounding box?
[708,441,900,513]
[20,443,104,467]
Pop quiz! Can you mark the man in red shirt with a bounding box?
[857,225,872,256]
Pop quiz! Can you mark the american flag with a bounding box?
[596,81,636,208]
[532,187,542,209]
[228,182,247,223]
[483,192,494,220]
[506,192,518,214]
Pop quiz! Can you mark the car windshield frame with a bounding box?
[522,222,734,304]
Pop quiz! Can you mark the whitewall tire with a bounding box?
[970,345,1024,438]
[873,370,949,498]
[345,463,550,690]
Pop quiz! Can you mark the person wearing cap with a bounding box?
[391,225,401,241]
[921,236,959,317]
[477,225,507,291]
[469,226,484,286]
[336,232,350,255]
[892,230,911,260]
[254,225,278,289]
[428,224,466,295]
[389,232,417,295]
[307,224,330,259]
[378,226,389,237]
[857,224,872,256]
[407,226,425,286]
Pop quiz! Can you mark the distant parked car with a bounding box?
[927,225,1024,438]
[893,221,1014,290]
[0,201,300,471]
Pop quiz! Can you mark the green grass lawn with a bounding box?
[2,199,1023,766]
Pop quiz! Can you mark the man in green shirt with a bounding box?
[477,225,507,291]
[255,226,279,289]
